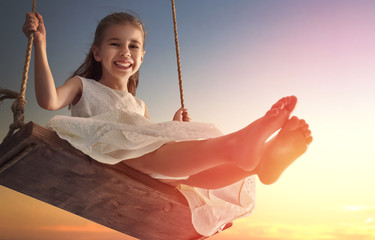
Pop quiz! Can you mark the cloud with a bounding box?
[342,205,375,212]
[365,217,373,224]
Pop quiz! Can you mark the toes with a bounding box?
[285,95,297,111]
[299,121,310,136]
[271,100,285,111]
[282,117,313,145]
[303,129,311,137]
[283,116,300,130]
[267,95,298,119]
[306,136,313,145]
[298,119,307,128]
[271,96,297,112]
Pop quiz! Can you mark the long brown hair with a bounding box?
[70,12,146,96]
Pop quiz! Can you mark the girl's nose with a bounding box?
[120,48,131,58]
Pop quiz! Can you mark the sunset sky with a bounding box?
[1,0,375,240]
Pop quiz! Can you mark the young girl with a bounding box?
[23,12,312,236]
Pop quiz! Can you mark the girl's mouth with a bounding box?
[114,61,132,68]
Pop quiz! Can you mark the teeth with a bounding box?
[115,61,131,67]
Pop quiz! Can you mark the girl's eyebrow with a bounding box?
[131,40,141,45]
[106,37,121,42]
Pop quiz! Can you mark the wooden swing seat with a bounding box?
[0,121,231,240]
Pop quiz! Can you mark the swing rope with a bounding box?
[0,0,36,139]
[171,0,185,109]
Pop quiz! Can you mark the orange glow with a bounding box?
[37,224,113,232]
[210,218,375,240]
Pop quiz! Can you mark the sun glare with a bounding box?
[342,205,374,212]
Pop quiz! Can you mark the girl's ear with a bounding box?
[141,50,146,62]
[92,46,101,62]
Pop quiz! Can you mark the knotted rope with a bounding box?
[0,0,36,139]
[171,0,185,108]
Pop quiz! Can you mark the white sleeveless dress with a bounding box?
[47,76,256,236]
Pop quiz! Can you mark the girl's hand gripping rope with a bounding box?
[23,12,46,47]
[173,108,191,122]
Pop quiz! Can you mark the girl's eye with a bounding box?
[130,44,140,49]
[110,43,120,47]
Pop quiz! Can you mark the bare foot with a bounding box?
[235,96,298,171]
[256,116,313,185]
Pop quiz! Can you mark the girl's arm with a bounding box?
[23,12,81,110]
[144,106,191,122]
[144,104,150,119]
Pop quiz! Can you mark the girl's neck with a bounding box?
[99,76,129,92]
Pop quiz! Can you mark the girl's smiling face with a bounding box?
[92,23,145,85]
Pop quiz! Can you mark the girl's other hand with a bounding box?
[22,12,46,47]
[173,108,192,122]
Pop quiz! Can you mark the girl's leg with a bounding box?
[162,116,312,189]
[125,96,297,182]
[161,163,251,189]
